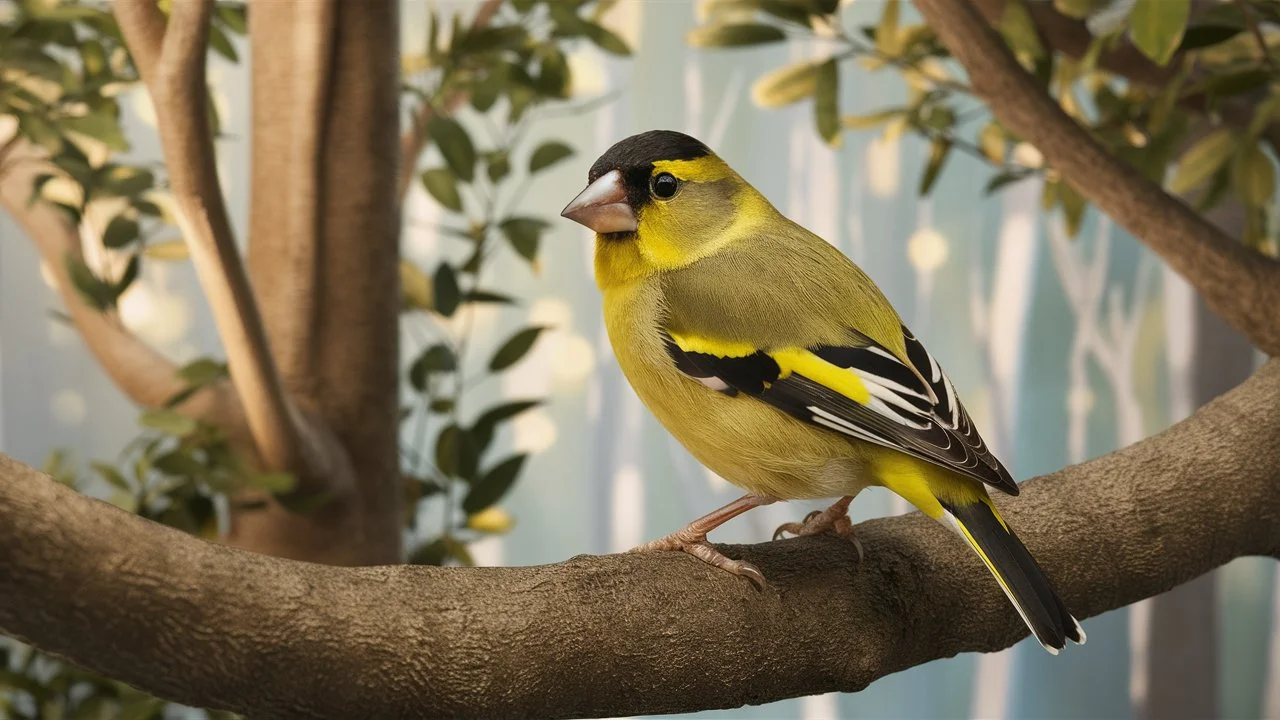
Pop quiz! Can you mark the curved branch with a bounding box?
[0,140,245,431]
[2,358,1278,718]
[396,0,505,202]
[114,0,330,477]
[914,0,1280,356]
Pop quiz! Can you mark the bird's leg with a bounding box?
[629,493,775,589]
[773,495,863,561]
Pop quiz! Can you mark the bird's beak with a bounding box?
[561,169,638,234]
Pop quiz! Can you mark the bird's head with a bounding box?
[562,130,770,278]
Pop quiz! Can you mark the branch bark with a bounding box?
[114,0,327,478]
[914,0,1280,356]
[2,358,1278,718]
[0,140,245,432]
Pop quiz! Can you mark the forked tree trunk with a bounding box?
[230,0,403,564]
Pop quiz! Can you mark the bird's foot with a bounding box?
[630,527,767,590]
[772,496,864,562]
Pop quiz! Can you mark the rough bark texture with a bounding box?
[2,361,1278,719]
[916,0,1280,356]
[240,0,403,564]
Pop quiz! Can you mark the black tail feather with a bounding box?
[941,499,1084,653]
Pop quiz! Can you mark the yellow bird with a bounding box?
[561,130,1084,654]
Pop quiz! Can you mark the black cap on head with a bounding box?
[588,130,711,182]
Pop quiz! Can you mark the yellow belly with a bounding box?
[601,280,872,500]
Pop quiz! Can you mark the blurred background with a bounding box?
[2,0,1277,718]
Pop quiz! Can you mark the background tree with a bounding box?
[0,0,1278,718]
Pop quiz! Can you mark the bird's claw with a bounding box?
[631,529,767,590]
[772,499,864,563]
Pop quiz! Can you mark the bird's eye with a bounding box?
[651,172,679,199]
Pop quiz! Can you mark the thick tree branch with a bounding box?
[396,0,504,202]
[0,140,245,432]
[2,358,1278,718]
[915,0,1280,356]
[114,0,331,479]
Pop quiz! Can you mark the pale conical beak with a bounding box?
[560,169,638,234]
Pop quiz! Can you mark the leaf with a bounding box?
[427,116,476,182]
[918,138,951,196]
[979,122,1006,164]
[984,171,1031,194]
[467,506,515,534]
[814,59,840,147]
[102,215,139,249]
[841,108,906,130]
[583,20,631,55]
[98,166,156,198]
[1231,142,1274,209]
[759,0,814,25]
[1204,69,1271,99]
[138,409,198,437]
[470,400,541,453]
[178,358,228,387]
[409,344,457,391]
[500,217,548,262]
[452,25,528,56]
[409,537,449,565]
[113,254,140,297]
[435,424,478,479]
[998,0,1044,61]
[153,449,205,477]
[489,326,546,372]
[215,4,248,33]
[64,255,114,310]
[249,471,297,493]
[91,462,131,492]
[529,141,574,173]
[535,47,570,98]
[1177,24,1243,52]
[421,168,463,212]
[1053,0,1102,20]
[1169,127,1235,194]
[485,151,511,184]
[751,61,821,108]
[432,263,460,317]
[208,23,238,61]
[876,0,900,56]
[465,289,515,304]
[462,454,527,513]
[1128,0,1189,66]
[144,239,189,261]
[1250,94,1280,139]
[400,259,433,310]
[688,23,786,48]
[60,110,128,151]
[1059,181,1087,237]
[444,536,476,566]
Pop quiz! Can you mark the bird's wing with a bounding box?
[664,325,1018,495]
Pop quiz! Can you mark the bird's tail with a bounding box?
[939,498,1086,654]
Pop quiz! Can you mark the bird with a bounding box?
[560,129,1085,654]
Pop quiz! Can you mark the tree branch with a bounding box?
[915,0,1280,356]
[2,356,1278,718]
[114,0,329,477]
[396,0,504,202]
[0,140,245,432]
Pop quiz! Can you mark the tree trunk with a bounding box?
[234,0,403,564]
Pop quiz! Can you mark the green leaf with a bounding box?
[535,47,570,98]
[688,23,786,48]
[998,0,1044,61]
[102,215,139,249]
[435,424,478,479]
[1059,181,1086,237]
[1231,142,1274,208]
[452,26,528,56]
[465,290,515,304]
[918,138,952,196]
[486,151,511,184]
[582,20,631,55]
[979,122,1006,164]
[409,537,449,565]
[529,141,574,173]
[984,171,1032,194]
[249,471,297,493]
[1249,94,1280,139]
[215,4,248,34]
[877,0,900,56]
[1169,127,1235,194]
[1052,0,1103,20]
[153,449,205,477]
[91,462,131,492]
[98,166,155,198]
[409,343,457,391]
[113,253,140,297]
[1204,69,1272,99]
[841,108,905,130]
[208,23,238,61]
[1177,24,1244,52]
[1128,0,1189,66]
[814,59,840,147]
[500,217,548,263]
[443,536,476,566]
[752,61,821,108]
[489,326,546,372]
[421,168,463,212]
[462,454,527,513]
[144,239,190,261]
[470,400,541,454]
[759,0,815,25]
[139,409,198,437]
[178,358,228,387]
[64,255,114,310]
[427,116,476,182]
[433,263,460,317]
